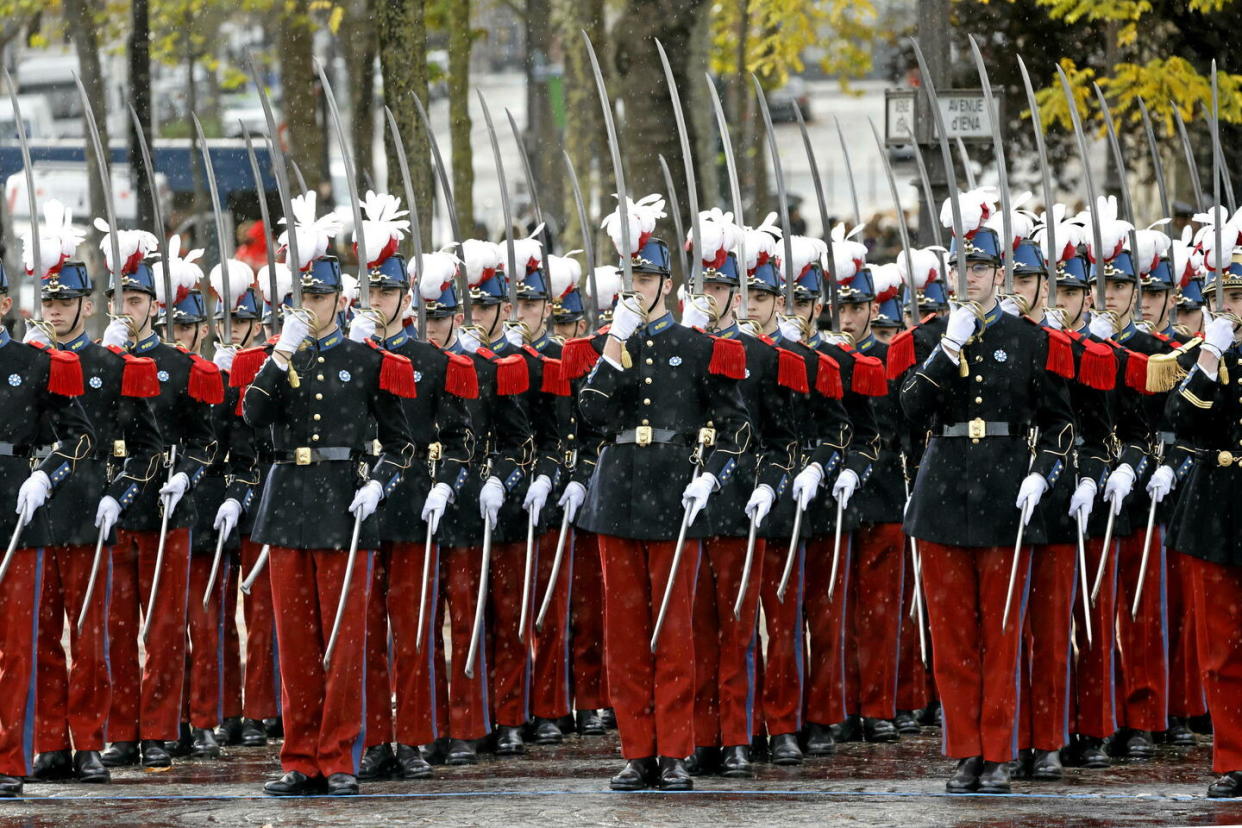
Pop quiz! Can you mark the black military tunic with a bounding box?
[526,330,577,534]
[191,377,259,554]
[242,331,416,550]
[845,333,903,526]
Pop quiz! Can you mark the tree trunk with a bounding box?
[553,0,601,257]
[129,0,154,232]
[525,0,561,244]
[378,0,431,249]
[63,0,109,289]
[343,0,376,194]
[279,2,328,189]
[448,0,474,239]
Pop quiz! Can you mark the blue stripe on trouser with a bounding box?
[793,542,806,732]
[215,558,231,724]
[560,531,575,713]
[22,550,44,774]
[350,551,375,774]
[1010,549,1033,759]
[427,544,441,741]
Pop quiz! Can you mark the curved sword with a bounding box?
[4,67,40,325]
[705,74,750,326]
[383,105,427,340]
[967,36,1013,294]
[562,150,600,329]
[192,113,233,345]
[791,103,838,331]
[314,59,369,311]
[657,155,690,286]
[655,40,703,295]
[1057,66,1107,313]
[582,32,632,293]
[1093,83,1143,309]
[74,74,125,322]
[1137,99,1171,223]
[1016,56,1058,308]
[241,130,281,333]
[1172,104,1205,212]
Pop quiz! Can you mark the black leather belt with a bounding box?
[0,442,35,458]
[273,447,357,465]
[940,420,1021,439]
[615,427,684,447]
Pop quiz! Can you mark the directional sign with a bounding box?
[884,89,916,145]
[885,87,1003,145]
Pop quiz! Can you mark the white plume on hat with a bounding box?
[461,239,503,288]
[743,213,782,273]
[940,186,997,238]
[21,199,85,277]
[601,193,667,257]
[353,190,410,268]
[546,252,583,300]
[592,265,623,309]
[1080,195,1133,264]
[506,224,545,275]
[1169,224,1203,284]
[1033,203,1085,265]
[896,246,948,290]
[871,262,904,301]
[278,191,343,271]
[692,209,743,268]
[829,222,867,282]
[93,217,159,275]
[152,234,204,306]
[1192,205,1242,271]
[983,191,1036,252]
[209,259,257,310]
[789,234,828,280]
[341,273,360,303]
[1129,220,1172,276]
[418,250,462,301]
[258,263,293,305]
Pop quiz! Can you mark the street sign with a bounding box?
[884,87,1003,145]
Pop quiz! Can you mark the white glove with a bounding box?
[420,482,453,534]
[458,326,484,354]
[681,473,718,526]
[94,495,121,537]
[479,476,505,525]
[1044,309,1065,330]
[348,479,384,521]
[15,470,52,524]
[791,462,824,510]
[744,484,776,527]
[944,304,976,350]
[101,317,132,350]
[503,323,526,348]
[1015,472,1048,525]
[22,325,52,348]
[1000,296,1022,317]
[832,469,860,509]
[1146,464,1176,504]
[608,295,644,342]
[1068,478,1096,526]
[274,312,311,359]
[213,344,236,374]
[558,480,587,522]
[158,472,191,516]
[778,315,804,344]
[1088,313,1116,341]
[1103,463,1135,515]
[681,294,714,330]
[347,313,377,343]
[213,498,242,539]
[523,474,553,523]
[1203,315,1236,358]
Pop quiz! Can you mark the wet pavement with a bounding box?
[8,728,1242,826]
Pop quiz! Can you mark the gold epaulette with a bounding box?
[1146,337,1202,393]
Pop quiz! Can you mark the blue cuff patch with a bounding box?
[1047,459,1063,487]
[47,461,71,488]
[453,466,469,493]
[504,469,523,492]
[119,483,139,508]
[718,456,736,484]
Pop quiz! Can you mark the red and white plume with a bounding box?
[546,252,583,301]
[1080,195,1133,264]
[984,191,1036,252]
[258,263,293,306]
[340,274,360,303]
[601,193,667,257]
[153,234,204,307]
[1169,224,1203,286]
[209,259,257,312]
[743,212,782,273]
[1129,220,1172,276]
[417,250,462,302]
[462,239,503,289]
[21,199,84,277]
[353,190,410,268]
[1033,203,1086,266]
[871,262,903,303]
[691,208,743,270]
[789,235,828,282]
[1192,205,1242,271]
[829,222,867,283]
[940,186,997,238]
[93,218,159,276]
[593,265,623,310]
[896,246,948,291]
[278,191,343,271]
[506,224,545,276]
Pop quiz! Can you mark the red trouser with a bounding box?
[488,540,532,727]
[1189,555,1242,773]
[692,536,764,748]
[532,529,572,720]
[240,538,280,720]
[921,541,1030,762]
[844,523,904,719]
[0,549,41,776]
[804,535,852,726]
[897,548,933,712]
[221,563,242,720]
[386,541,443,746]
[186,554,232,729]
[1167,549,1206,718]
[570,531,609,710]
[1071,537,1118,739]
[1018,543,1076,752]
[759,538,804,736]
[442,545,491,740]
[268,546,371,778]
[599,535,698,760]
[364,551,394,746]
[108,529,190,742]
[36,545,110,753]
[1115,528,1168,732]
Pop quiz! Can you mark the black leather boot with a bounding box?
[395,744,433,780]
[892,710,921,734]
[1064,735,1110,769]
[0,776,22,797]
[978,760,1012,794]
[214,716,243,746]
[101,741,139,768]
[445,738,478,765]
[326,772,359,795]
[495,725,526,756]
[576,709,606,736]
[166,723,194,758]
[1164,716,1196,746]
[946,756,983,793]
[802,722,835,757]
[609,757,657,791]
[240,718,268,747]
[264,770,325,796]
[1209,771,1242,798]
[769,732,803,766]
[719,745,753,779]
[684,746,718,776]
[600,708,617,730]
[1031,748,1063,780]
[531,717,563,745]
[358,743,396,781]
[191,727,221,759]
[30,749,73,781]
[140,739,172,769]
[657,756,692,791]
[1114,728,1155,759]
[863,717,899,743]
[263,717,284,738]
[73,750,110,783]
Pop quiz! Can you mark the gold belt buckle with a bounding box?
[295,447,312,466]
[635,425,653,446]
[428,442,443,461]
[967,418,986,440]
[698,427,716,447]
[1219,450,1235,468]
[112,439,127,458]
